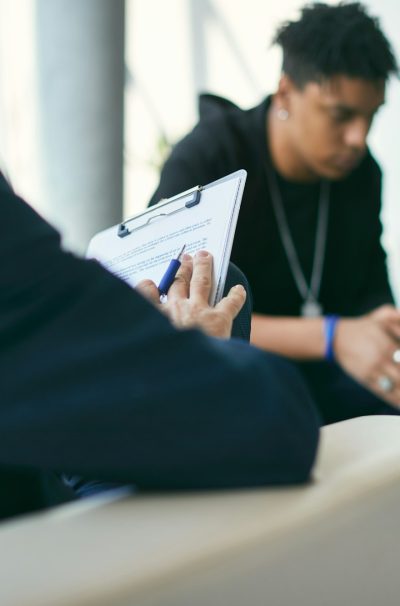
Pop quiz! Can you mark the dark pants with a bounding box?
[228,264,398,425]
[0,466,75,522]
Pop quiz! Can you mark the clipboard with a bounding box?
[87,169,247,304]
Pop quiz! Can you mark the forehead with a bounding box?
[303,76,386,112]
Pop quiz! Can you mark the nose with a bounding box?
[343,118,370,152]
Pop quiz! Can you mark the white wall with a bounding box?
[0,0,42,208]
[124,0,312,214]
[365,0,400,301]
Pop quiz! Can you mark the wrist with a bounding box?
[324,315,340,362]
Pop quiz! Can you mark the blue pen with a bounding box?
[158,244,186,297]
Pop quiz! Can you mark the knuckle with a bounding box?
[193,275,211,288]
[174,273,189,285]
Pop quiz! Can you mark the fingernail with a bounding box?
[196,250,209,258]
[182,253,192,261]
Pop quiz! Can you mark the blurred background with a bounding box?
[0,0,398,298]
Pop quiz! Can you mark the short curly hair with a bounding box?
[273,2,398,87]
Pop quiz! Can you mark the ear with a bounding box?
[274,74,297,113]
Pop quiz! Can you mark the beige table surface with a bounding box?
[1,415,400,606]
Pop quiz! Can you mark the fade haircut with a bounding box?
[273,2,398,88]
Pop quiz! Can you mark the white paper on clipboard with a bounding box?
[87,170,247,305]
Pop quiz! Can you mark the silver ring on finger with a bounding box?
[377,375,395,393]
[393,349,400,364]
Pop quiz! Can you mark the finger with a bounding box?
[378,360,400,385]
[135,279,160,305]
[387,323,400,341]
[215,284,246,320]
[369,378,400,408]
[189,250,213,303]
[373,305,400,334]
[166,254,193,301]
[370,363,400,406]
[376,386,400,408]
[375,387,400,409]
[372,304,398,321]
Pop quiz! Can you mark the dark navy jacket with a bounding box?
[0,175,319,520]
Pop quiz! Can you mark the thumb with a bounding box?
[370,304,398,320]
[215,284,246,319]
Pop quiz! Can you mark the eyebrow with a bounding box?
[328,102,385,116]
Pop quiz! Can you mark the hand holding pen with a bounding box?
[158,244,186,298]
[137,250,246,339]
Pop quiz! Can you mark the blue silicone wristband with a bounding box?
[324,315,339,362]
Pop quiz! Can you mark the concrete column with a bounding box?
[35,0,125,253]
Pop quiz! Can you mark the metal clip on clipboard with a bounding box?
[117,186,202,238]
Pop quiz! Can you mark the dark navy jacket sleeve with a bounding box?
[0,175,319,494]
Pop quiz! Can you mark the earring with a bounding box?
[277,108,289,121]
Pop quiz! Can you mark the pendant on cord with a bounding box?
[301,298,323,317]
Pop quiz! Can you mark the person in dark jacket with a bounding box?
[149,2,400,424]
[0,173,319,521]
